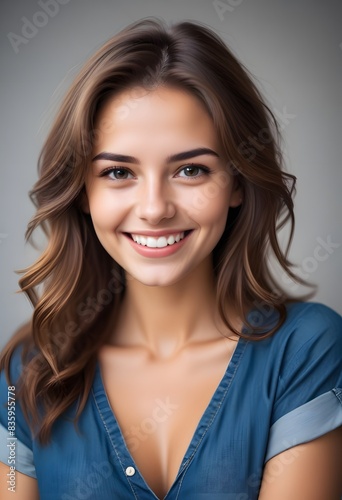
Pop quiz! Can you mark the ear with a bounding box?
[229,177,243,208]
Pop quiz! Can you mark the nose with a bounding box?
[135,176,176,225]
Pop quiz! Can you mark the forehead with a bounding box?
[93,86,222,151]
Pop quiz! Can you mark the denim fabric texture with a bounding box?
[1,302,342,499]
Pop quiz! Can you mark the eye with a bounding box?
[99,167,134,180]
[176,164,212,178]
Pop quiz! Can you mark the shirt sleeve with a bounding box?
[265,303,342,463]
[0,344,37,478]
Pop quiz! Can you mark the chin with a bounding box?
[127,267,189,288]
[133,275,181,288]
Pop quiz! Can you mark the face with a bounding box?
[83,85,242,287]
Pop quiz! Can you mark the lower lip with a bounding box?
[124,232,192,258]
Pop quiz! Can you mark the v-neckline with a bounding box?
[92,336,248,499]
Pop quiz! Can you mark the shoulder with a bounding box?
[248,301,342,361]
[0,322,34,390]
[0,343,26,422]
[246,301,342,413]
[0,333,43,403]
[267,302,342,412]
[270,301,342,357]
[0,342,34,447]
[0,343,25,394]
[284,301,342,334]
[262,303,342,462]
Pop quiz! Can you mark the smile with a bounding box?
[131,231,186,248]
[124,230,193,258]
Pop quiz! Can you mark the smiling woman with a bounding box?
[82,86,241,287]
[0,17,341,500]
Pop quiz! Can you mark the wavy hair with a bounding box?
[1,17,309,444]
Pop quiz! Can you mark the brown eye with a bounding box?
[111,169,129,179]
[183,165,200,177]
[177,164,211,178]
[100,167,134,180]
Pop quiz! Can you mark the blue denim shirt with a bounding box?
[1,302,342,499]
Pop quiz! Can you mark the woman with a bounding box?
[0,18,341,499]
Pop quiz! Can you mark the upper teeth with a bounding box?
[131,232,185,248]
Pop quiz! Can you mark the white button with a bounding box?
[125,466,135,476]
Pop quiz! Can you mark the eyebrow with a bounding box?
[91,147,220,164]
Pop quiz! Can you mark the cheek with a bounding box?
[87,188,123,231]
[187,184,231,227]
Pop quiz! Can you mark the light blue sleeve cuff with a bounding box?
[0,422,37,478]
[265,388,342,463]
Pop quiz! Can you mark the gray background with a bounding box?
[1,0,341,349]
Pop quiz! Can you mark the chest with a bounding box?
[98,340,237,499]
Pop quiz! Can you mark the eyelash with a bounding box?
[98,163,213,181]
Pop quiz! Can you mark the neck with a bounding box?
[111,257,230,359]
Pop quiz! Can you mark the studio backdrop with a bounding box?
[1,0,341,349]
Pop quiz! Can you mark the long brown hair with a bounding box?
[1,17,309,444]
